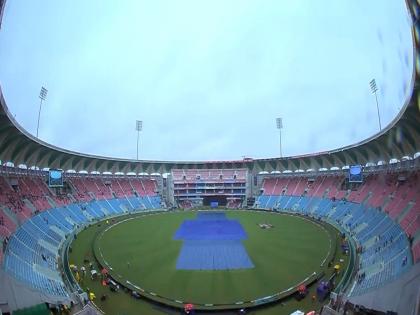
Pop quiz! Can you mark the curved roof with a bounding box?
[0,0,419,174]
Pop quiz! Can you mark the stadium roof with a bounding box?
[0,0,419,175]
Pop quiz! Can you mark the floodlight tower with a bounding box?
[369,79,382,131]
[276,117,283,158]
[136,120,143,160]
[36,87,48,138]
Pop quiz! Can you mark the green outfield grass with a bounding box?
[69,210,349,315]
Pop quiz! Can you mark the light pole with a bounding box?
[369,79,382,131]
[276,117,283,157]
[36,87,48,138]
[136,120,142,160]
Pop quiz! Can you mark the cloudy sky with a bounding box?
[0,0,414,161]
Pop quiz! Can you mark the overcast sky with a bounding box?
[0,0,414,161]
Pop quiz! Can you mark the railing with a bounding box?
[61,228,85,295]
[73,302,104,315]
[334,228,358,293]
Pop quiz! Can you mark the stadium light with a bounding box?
[135,120,143,160]
[369,79,382,131]
[36,86,48,138]
[276,117,283,157]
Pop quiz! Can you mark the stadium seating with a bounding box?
[412,241,420,263]
[69,177,93,202]
[1,167,418,301]
[2,194,162,297]
[117,178,135,196]
[325,176,345,199]
[399,203,420,237]
[172,169,247,182]
[142,179,157,195]
[256,171,419,297]
[0,208,17,238]
[0,172,163,299]
[0,177,33,220]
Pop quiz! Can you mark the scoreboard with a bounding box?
[348,165,363,183]
[48,169,63,187]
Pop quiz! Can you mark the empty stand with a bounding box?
[257,171,420,296]
[0,171,163,300]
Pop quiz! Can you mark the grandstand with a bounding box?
[171,169,247,208]
[0,169,163,307]
[255,169,419,295]
[0,0,419,314]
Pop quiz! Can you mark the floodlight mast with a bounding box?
[276,117,283,158]
[136,120,142,160]
[36,87,48,138]
[370,79,382,131]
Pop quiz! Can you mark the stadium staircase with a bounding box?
[1,205,19,227]
[23,199,37,214]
